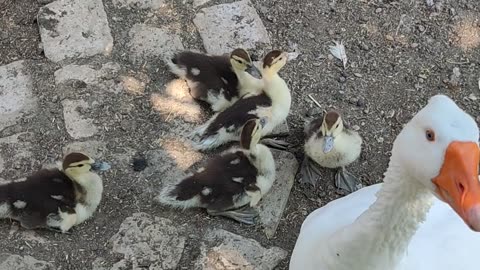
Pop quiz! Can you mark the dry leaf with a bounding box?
[329,41,348,68]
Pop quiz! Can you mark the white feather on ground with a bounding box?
[329,41,348,69]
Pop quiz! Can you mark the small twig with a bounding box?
[395,14,406,37]
[446,59,470,65]
[308,94,322,109]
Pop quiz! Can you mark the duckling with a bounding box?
[300,110,363,193]
[157,118,275,224]
[0,152,107,233]
[190,50,291,151]
[165,48,263,112]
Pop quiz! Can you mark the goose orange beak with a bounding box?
[433,141,480,231]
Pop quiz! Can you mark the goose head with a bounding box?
[320,110,345,153]
[262,50,288,78]
[229,48,262,79]
[62,152,106,178]
[240,118,266,150]
[392,95,480,231]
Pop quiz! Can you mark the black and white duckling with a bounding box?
[0,152,108,233]
[190,50,291,151]
[166,48,263,112]
[300,110,363,193]
[157,118,275,225]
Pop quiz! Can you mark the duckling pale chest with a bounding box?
[305,132,362,168]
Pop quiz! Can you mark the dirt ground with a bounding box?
[1,0,479,269]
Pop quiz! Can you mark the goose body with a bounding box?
[301,111,363,192]
[166,49,263,112]
[0,153,105,233]
[290,95,480,270]
[157,118,275,224]
[191,50,291,151]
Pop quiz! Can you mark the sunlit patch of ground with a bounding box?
[451,17,480,51]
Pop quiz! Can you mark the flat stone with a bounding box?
[268,120,289,137]
[62,99,98,139]
[38,0,113,62]
[62,140,107,158]
[109,213,186,270]
[193,0,211,7]
[258,149,298,238]
[112,0,166,9]
[0,155,4,173]
[0,61,36,131]
[54,63,122,93]
[194,229,287,270]
[128,24,184,65]
[193,0,270,54]
[0,253,54,270]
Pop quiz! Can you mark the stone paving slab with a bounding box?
[0,253,54,270]
[128,24,184,65]
[258,149,298,239]
[0,61,36,131]
[62,99,99,139]
[112,0,166,10]
[108,213,187,270]
[194,229,287,270]
[193,0,270,54]
[38,0,113,62]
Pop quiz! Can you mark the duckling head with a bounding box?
[320,111,344,154]
[262,50,288,79]
[240,118,265,150]
[230,48,262,79]
[62,152,107,179]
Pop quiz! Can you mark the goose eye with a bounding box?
[426,129,435,142]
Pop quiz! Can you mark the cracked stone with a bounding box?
[109,213,186,270]
[194,229,287,270]
[0,61,37,131]
[0,253,54,270]
[112,0,166,9]
[38,0,113,62]
[62,99,98,139]
[258,149,298,238]
[193,0,211,7]
[193,0,271,54]
[128,24,184,65]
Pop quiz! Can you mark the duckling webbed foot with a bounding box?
[299,156,323,187]
[207,205,258,225]
[260,138,290,150]
[335,167,363,193]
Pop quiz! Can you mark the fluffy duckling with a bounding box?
[157,118,275,224]
[190,50,291,151]
[300,110,363,193]
[0,153,107,233]
[166,48,263,112]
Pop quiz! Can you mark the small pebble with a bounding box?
[411,43,419,48]
[375,8,382,13]
[353,73,363,78]
[308,33,315,39]
[417,25,426,32]
[359,42,370,51]
[468,93,478,101]
[352,125,360,131]
[338,76,347,83]
[348,97,359,105]
[132,157,148,172]
[385,34,394,41]
[328,29,335,35]
[356,98,365,107]
[377,137,384,143]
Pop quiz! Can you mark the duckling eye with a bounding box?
[425,129,435,142]
[236,59,243,64]
[78,164,84,167]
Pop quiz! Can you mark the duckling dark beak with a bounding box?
[323,136,334,153]
[246,64,262,79]
[90,161,111,171]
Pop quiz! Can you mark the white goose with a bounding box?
[290,95,480,270]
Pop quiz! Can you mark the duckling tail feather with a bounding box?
[156,179,203,209]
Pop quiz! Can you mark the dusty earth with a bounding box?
[0,0,479,269]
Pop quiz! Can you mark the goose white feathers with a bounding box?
[290,95,480,270]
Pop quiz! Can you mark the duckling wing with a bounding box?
[201,93,272,139]
[5,170,76,219]
[173,151,258,211]
[304,118,324,138]
[169,51,238,101]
